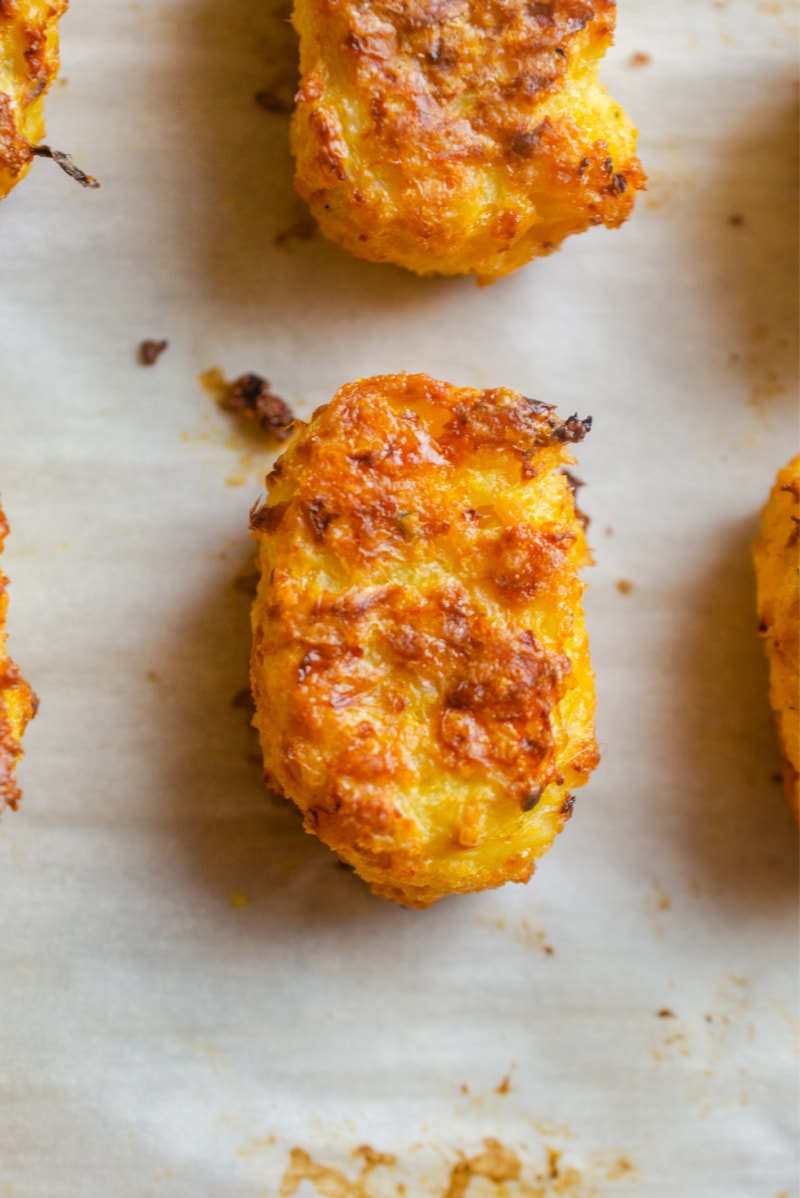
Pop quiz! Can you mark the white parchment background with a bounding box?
[0,1,797,1195]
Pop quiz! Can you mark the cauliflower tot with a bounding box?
[0,507,36,814]
[754,455,800,820]
[0,0,68,200]
[250,374,598,907]
[291,0,645,282]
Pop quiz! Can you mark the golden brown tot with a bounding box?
[0,0,68,200]
[0,506,36,814]
[753,455,800,820]
[291,0,645,281]
[250,374,599,907]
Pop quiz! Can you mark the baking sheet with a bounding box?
[0,1,798,1194]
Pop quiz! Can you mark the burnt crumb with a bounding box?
[254,88,293,115]
[223,374,296,440]
[560,793,575,817]
[138,339,168,366]
[552,413,592,444]
[658,1008,676,1019]
[610,172,628,194]
[629,51,652,67]
[30,144,100,189]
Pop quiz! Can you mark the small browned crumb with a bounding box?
[459,1083,470,1095]
[223,373,296,440]
[495,1074,512,1095]
[728,213,745,228]
[138,339,169,366]
[658,1009,676,1019]
[145,669,160,684]
[255,89,293,115]
[616,579,634,596]
[629,51,652,67]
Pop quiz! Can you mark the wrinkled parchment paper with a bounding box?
[0,2,797,1194]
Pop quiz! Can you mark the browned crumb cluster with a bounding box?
[222,374,296,440]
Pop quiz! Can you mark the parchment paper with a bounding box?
[0,2,797,1195]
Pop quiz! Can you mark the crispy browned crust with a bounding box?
[291,0,645,281]
[0,506,36,814]
[754,455,800,820]
[0,0,68,200]
[250,374,598,906]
